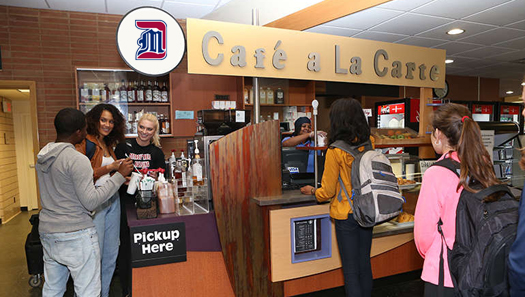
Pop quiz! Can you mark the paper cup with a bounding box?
[406,164,415,181]
[127,172,141,195]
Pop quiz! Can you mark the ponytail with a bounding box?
[456,117,501,195]
[432,104,501,198]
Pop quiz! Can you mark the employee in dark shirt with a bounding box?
[114,113,165,297]
[282,117,326,172]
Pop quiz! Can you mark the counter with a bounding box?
[208,121,423,297]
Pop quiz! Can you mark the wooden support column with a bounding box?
[419,87,435,159]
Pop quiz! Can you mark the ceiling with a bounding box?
[1,0,525,98]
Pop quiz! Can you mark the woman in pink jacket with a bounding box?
[414,103,500,296]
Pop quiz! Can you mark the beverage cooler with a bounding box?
[497,102,523,134]
[375,98,420,132]
[471,102,497,122]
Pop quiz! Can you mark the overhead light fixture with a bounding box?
[447,28,465,35]
[17,89,29,93]
[445,59,454,64]
[521,82,525,86]
[506,91,514,94]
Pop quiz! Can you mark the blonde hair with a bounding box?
[138,113,161,147]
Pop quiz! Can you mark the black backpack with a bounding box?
[433,158,519,297]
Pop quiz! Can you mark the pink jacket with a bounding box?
[414,152,462,287]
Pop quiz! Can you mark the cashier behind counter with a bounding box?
[282,117,326,173]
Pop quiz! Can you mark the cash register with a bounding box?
[281,148,324,190]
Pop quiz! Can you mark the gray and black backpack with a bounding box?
[331,140,404,228]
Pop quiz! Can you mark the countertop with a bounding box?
[251,190,316,206]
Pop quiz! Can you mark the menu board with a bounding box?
[293,219,318,254]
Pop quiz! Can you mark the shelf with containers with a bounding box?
[241,77,315,129]
[75,67,173,137]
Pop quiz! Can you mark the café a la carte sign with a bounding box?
[187,18,446,88]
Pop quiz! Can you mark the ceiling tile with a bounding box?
[304,26,362,37]
[416,20,497,41]
[395,36,448,47]
[412,0,509,19]
[464,0,525,26]
[107,0,163,15]
[506,19,525,30]
[47,0,106,13]
[204,0,323,25]
[458,27,525,46]
[434,42,482,55]
[489,49,525,62]
[351,31,408,43]
[162,1,215,19]
[454,46,516,59]
[370,13,452,35]
[0,0,48,9]
[494,37,525,50]
[322,7,403,30]
[436,42,479,56]
[377,0,434,12]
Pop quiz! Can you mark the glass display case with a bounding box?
[75,67,172,137]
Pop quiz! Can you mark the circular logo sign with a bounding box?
[116,7,185,76]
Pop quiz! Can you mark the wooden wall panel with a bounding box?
[209,121,283,297]
[0,97,20,222]
[170,73,242,137]
[283,240,423,296]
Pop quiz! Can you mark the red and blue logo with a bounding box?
[135,20,167,60]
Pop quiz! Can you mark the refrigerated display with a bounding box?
[375,98,420,132]
[497,102,523,134]
[471,102,496,122]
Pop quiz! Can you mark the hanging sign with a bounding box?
[116,7,186,76]
[187,18,446,88]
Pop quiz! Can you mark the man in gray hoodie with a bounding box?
[37,108,133,297]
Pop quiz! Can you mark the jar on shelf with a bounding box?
[266,87,274,104]
[244,87,249,104]
[260,87,266,104]
[275,87,285,104]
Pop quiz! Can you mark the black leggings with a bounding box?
[335,215,373,297]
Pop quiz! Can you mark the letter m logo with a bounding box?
[136,20,167,60]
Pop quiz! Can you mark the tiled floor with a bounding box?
[0,210,424,297]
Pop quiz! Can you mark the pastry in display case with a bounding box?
[75,67,172,137]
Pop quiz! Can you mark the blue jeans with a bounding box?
[92,192,120,297]
[335,215,373,297]
[40,227,100,297]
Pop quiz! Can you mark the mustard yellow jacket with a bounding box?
[315,137,374,220]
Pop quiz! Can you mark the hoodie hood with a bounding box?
[37,142,74,173]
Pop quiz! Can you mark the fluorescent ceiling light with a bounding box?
[506,91,514,94]
[447,28,465,35]
[445,59,454,64]
[17,89,30,93]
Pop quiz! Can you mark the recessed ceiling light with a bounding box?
[447,28,465,35]
[445,59,454,64]
[17,89,30,93]
[506,91,514,94]
[522,82,525,86]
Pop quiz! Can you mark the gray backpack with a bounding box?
[331,140,404,227]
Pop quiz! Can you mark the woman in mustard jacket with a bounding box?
[301,98,373,297]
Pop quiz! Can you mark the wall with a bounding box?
[0,6,190,154]
[0,97,20,222]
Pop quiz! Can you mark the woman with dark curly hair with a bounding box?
[301,98,374,297]
[76,103,126,297]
